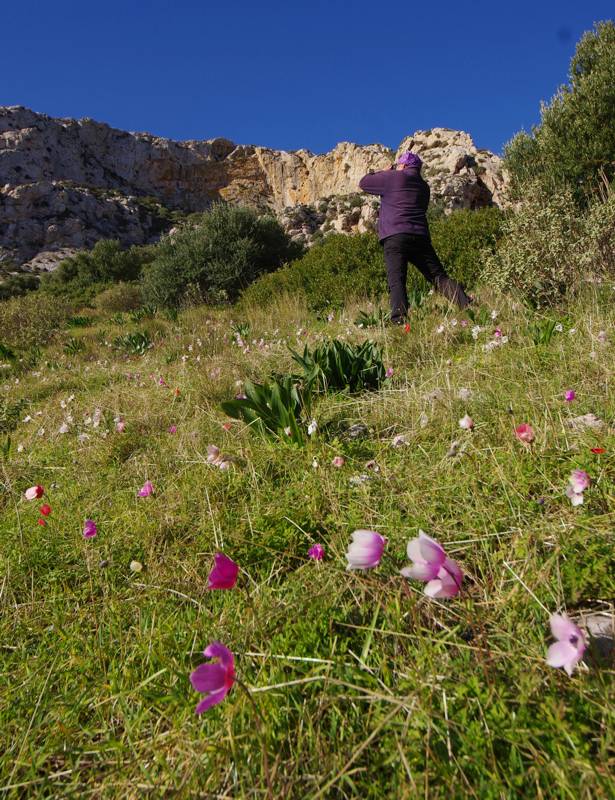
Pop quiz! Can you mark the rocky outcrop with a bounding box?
[0,106,508,270]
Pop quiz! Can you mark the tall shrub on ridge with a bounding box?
[141,202,303,308]
[504,20,615,205]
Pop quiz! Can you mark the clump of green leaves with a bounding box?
[113,330,153,355]
[291,338,386,393]
[354,308,390,328]
[221,376,308,443]
[529,318,558,346]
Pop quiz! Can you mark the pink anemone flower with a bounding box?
[25,485,45,501]
[564,390,575,402]
[566,469,590,506]
[190,642,236,714]
[345,530,387,570]
[207,553,239,589]
[400,531,463,598]
[546,614,586,676]
[83,519,97,539]
[515,423,535,443]
[137,480,154,497]
[331,456,345,468]
[308,543,325,561]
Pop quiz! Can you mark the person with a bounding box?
[359,151,472,323]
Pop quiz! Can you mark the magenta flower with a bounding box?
[514,423,535,443]
[168,425,177,434]
[385,367,394,378]
[308,543,325,561]
[207,553,239,589]
[345,529,387,570]
[83,519,97,539]
[400,531,463,598]
[190,642,236,713]
[138,480,154,497]
[24,485,44,501]
[546,614,586,676]
[564,390,575,402]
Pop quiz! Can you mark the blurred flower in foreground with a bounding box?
[137,481,154,498]
[400,531,463,598]
[566,469,590,506]
[207,553,239,589]
[190,642,236,714]
[345,530,386,570]
[308,544,325,561]
[546,614,586,676]
[514,423,535,443]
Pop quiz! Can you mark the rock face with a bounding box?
[0,106,508,270]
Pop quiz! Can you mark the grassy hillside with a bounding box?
[1,287,613,797]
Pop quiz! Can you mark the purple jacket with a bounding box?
[359,166,430,240]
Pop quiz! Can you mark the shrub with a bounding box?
[95,283,144,313]
[0,273,39,301]
[504,21,615,205]
[141,203,303,308]
[42,240,155,294]
[481,179,615,306]
[242,208,503,312]
[430,207,503,287]
[0,292,74,349]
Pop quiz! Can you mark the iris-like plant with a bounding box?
[291,338,386,394]
[354,308,390,328]
[529,318,558,346]
[221,376,309,443]
[113,330,153,355]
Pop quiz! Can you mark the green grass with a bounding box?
[0,287,613,797]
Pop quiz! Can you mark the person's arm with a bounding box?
[358,169,392,196]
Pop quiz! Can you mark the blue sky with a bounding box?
[3,1,613,155]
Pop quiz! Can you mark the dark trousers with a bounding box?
[382,233,472,321]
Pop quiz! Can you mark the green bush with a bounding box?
[504,21,615,205]
[291,338,386,393]
[141,203,303,308]
[0,273,39,302]
[0,292,74,349]
[95,283,144,313]
[42,240,155,295]
[481,179,615,306]
[242,208,503,312]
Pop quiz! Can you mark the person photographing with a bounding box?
[359,151,472,323]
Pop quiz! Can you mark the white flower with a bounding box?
[436,324,445,334]
[58,423,70,434]
[458,387,472,401]
[450,319,458,327]
[129,560,143,573]
[491,310,498,320]
[471,325,481,340]
[311,458,319,469]
[459,414,474,430]
[307,419,318,436]
[555,323,563,332]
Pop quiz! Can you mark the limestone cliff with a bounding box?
[0,106,508,270]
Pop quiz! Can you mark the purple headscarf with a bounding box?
[397,151,423,168]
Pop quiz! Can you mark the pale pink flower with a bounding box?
[207,553,239,589]
[459,414,474,430]
[564,390,575,402]
[308,543,325,561]
[385,367,394,378]
[345,530,387,570]
[138,480,154,497]
[400,531,463,598]
[515,423,535,443]
[25,485,44,501]
[597,330,607,344]
[168,425,177,434]
[207,445,231,470]
[391,434,408,447]
[546,614,586,676]
[190,642,235,713]
[116,420,126,433]
[566,469,590,506]
[332,456,345,468]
